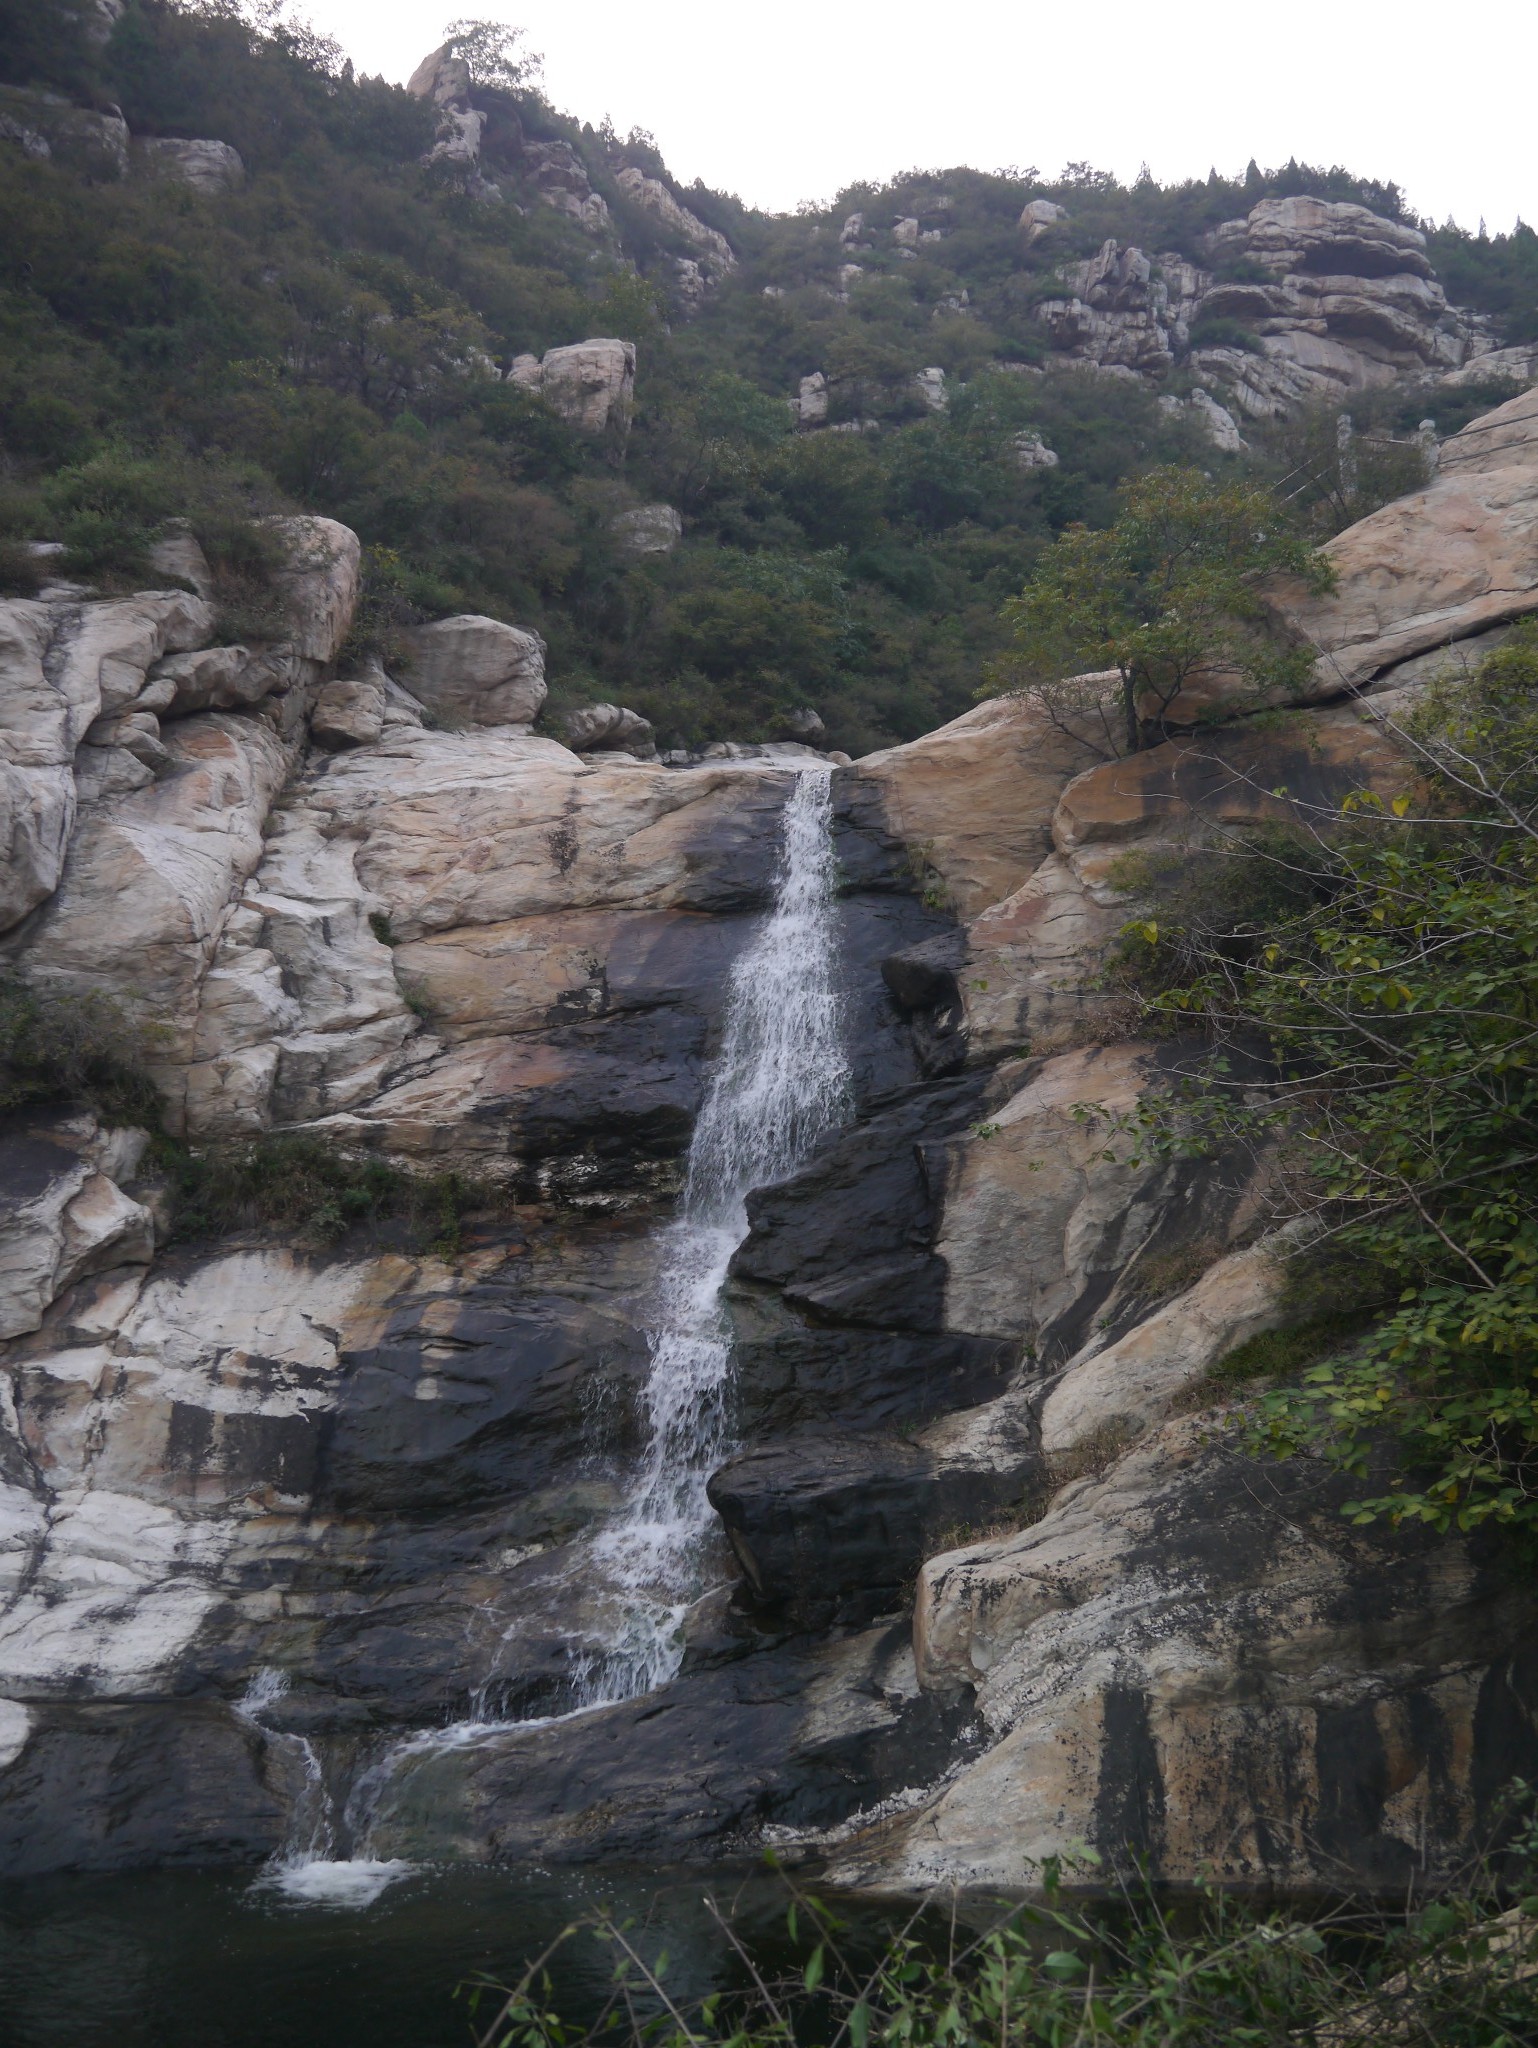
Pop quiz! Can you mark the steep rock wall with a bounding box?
[3,393,1538,1886]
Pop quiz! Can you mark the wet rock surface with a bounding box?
[5,403,1538,1888]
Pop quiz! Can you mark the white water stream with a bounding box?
[250,767,851,1900]
[572,764,851,1704]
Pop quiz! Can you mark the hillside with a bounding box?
[6,0,1538,1999]
[3,0,1538,756]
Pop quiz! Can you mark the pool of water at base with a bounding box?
[0,1860,898,2048]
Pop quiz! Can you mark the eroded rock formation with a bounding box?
[3,391,1538,1889]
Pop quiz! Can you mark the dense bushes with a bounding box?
[1120,628,1538,1538]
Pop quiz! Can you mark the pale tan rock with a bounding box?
[264,515,361,663]
[310,674,385,751]
[0,587,217,931]
[1018,198,1067,246]
[832,1414,1514,1893]
[537,339,636,437]
[0,1122,154,1342]
[1037,1228,1302,1453]
[934,1043,1173,1347]
[406,45,473,106]
[12,714,295,1100]
[147,527,214,599]
[398,616,547,728]
[135,137,244,193]
[614,168,735,268]
[848,693,1111,919]
[929,699,1417,1065]
[0,763,75,933]
[151,643,300,718]
[562,703,654,754]
[1208,195,1433,281]
[611,505,682,555]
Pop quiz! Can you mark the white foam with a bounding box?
[260,1858,415,1908]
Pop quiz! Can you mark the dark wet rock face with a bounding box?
[8,422,1538,1892]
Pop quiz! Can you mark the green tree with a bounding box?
[1124,627,1538,1537]
[998,466,1331,755]
[439,17,542,93]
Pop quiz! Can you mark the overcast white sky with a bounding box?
[296,0,1533,233]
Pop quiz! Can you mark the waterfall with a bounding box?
[572,765,850,1705]
[242,769,850,1898]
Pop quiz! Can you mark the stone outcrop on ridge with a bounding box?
[1032,194,1508,418]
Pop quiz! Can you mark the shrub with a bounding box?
[1187,314,1264,354]
[1117,628,1538,1539]
[158,1132,489,1256]
[0,974,165,1125]
[465,1831,1538,2048]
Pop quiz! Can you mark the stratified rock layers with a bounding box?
[3,392,1538,1887]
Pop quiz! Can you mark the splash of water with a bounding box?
[572,766,850,1705]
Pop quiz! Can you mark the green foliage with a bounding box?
[465,1842,1538,2048]
[158,1132,485,1254]
[998,466,1332,755]
[1209,1309,1377,1389]
[1186,313,1262,354]
[0,974,166,1125]
[440,18,542,95]
[1122,627,1538,1537]
[0,1,102,95]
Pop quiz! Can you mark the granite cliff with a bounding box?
[3,379,1538,1892]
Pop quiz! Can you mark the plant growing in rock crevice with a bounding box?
[1111,627,1538,1539]
[994,465,1332,756]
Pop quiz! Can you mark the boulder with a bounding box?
[915,367,947,411]
[398,616,547,729]
[1018,198,1067,246]
[264,515,361,663]
[1011,430,1058,470]
[134,137,244,194]
[611,504,682,555]
[406,45,473,106]
[310,673,386,751]
[512,339,636,437]
[793,372,829,427]
[562,703,654,755]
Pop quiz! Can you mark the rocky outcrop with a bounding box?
[614,166,735,276]
[1032,196,1501,416]
[397,615,547,728]
[508,339,636,438]
[4,394,1536,1890]
[1256,383,1538,706]
[830,1415,1537,1894]
[134,136,244,193]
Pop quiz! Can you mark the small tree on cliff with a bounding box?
[997,466,1331,756]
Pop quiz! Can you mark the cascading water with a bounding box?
[571,765,851,1705]
[244,769,850,1897]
